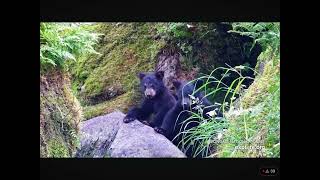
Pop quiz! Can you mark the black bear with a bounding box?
[155,79,223,157]
[123,71,176,129]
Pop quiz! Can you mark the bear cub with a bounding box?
[153,79,223,157]
[156,79,223,145]
[123,71,176,130]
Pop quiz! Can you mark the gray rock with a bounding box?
[109,120,186,158]
[76,111,186,158]
[75,111,123,157]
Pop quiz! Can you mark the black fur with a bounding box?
[159,79,223,157]
[123,71,176,128]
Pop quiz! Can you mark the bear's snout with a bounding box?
[145,88,156,98]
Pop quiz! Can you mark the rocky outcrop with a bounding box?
[76,111,186,158]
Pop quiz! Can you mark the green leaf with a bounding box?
[63,51,76,61]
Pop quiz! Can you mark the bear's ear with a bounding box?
[195,79,204,89]
[155,71,164,80]
[137,72,146,80]
[172,80,181,89]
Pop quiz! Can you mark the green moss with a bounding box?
[241,48,279,108]
[216,45,280,158]
[83,90,141,120]
[69,23,165,109]
[40,70,82,157]
[82,30,164,95]
[47,138,69,158]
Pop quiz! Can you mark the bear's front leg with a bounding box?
[123,101,153,123]
[142,120,151,126]
[154,126,166,135]
[155,104,182,138]
[123,108,140,123]
[152,108,171,135]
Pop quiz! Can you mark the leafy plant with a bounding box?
[157,23,191,39]
[228,22,280,56]
[216,40,280,157]
[40,23,102,71]
[156,23,195,54]
[173,52,280,158]
[172,64,256,157]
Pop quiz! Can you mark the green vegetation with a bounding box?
[82,91,136,120]
[229,22,280,54]
[221,22,280,158]
[217,48,280,157]
[68,23,166,120]
[155,22,261,85]
[47,138,70,158]
[40,71,83,157]
[40,23,100,157]
[40,23,101,72]
[172,65,255,157]
[173,22,280,158]
[156,23,217,55]
[40,22,280,158]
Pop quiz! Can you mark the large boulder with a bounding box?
[76,111,186,158]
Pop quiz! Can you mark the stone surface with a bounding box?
[76,111,186,158]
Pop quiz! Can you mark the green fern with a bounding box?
[40,23,102,71]
[228,22,280,55]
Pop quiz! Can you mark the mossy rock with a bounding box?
[83,90,141,120]
[69,23,166,117]
[47,138,70,158]
[241,47,280,108]
[215,46,280,158]
[40,70,82,157]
